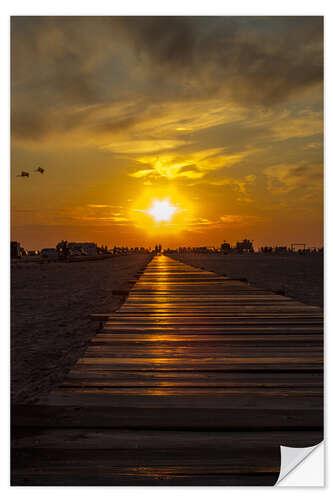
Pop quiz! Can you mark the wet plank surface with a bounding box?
[12,255,323,486]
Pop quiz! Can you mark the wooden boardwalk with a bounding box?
[12,255,323,486]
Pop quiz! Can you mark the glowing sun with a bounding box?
[148,199,177,222]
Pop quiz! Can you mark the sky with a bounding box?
[11,16,323,250]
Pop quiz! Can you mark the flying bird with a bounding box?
[17,171,30,178]
[35,166,45,174]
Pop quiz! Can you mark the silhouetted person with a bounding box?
[56,240,69,259]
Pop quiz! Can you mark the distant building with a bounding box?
[68,242,97,256]
[236,239,254,253]
[220,242,231,255]
[11,241,21,258]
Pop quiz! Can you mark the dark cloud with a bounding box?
[92,116,139,135]
[11,106,91,142]
[289,164,322,181]
[292,165,310,176]
[115,17,199,70]
[11,110,48,141]
[11,16,323,144]
[115,16,323,104]
[11,17,102,107]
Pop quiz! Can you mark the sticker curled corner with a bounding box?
[276,441,324,486]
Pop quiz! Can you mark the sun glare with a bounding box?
[148,199,177,222]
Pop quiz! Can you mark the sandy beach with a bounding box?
[11,254,152,404]
[174,254,323,309]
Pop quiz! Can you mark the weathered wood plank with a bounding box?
[12,428,323,450]
[92,333,322,342]
[84,347,323,358]
[44,388,323,409]
[76,356,323,367]
[11,473,279,486]
[12,403,323,429]
[62,370,323,388]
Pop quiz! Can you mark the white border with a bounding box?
[1,1,331,498]
[1,0,331,15]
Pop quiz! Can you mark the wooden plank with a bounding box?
[12,428,323,450]
[76,357,323,368]
[84,347,323,358]
[11,473,279,486]
[108,312,323,316]
[119,306,321,312]
[70,361,321,372]
[62,371,323,388]
[12,404,323,430]
[101,326,322,334]
[44,388,323,407]
[92,333,323,342]
[128,294,307,298]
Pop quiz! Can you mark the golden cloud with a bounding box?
[130,149,247,181]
